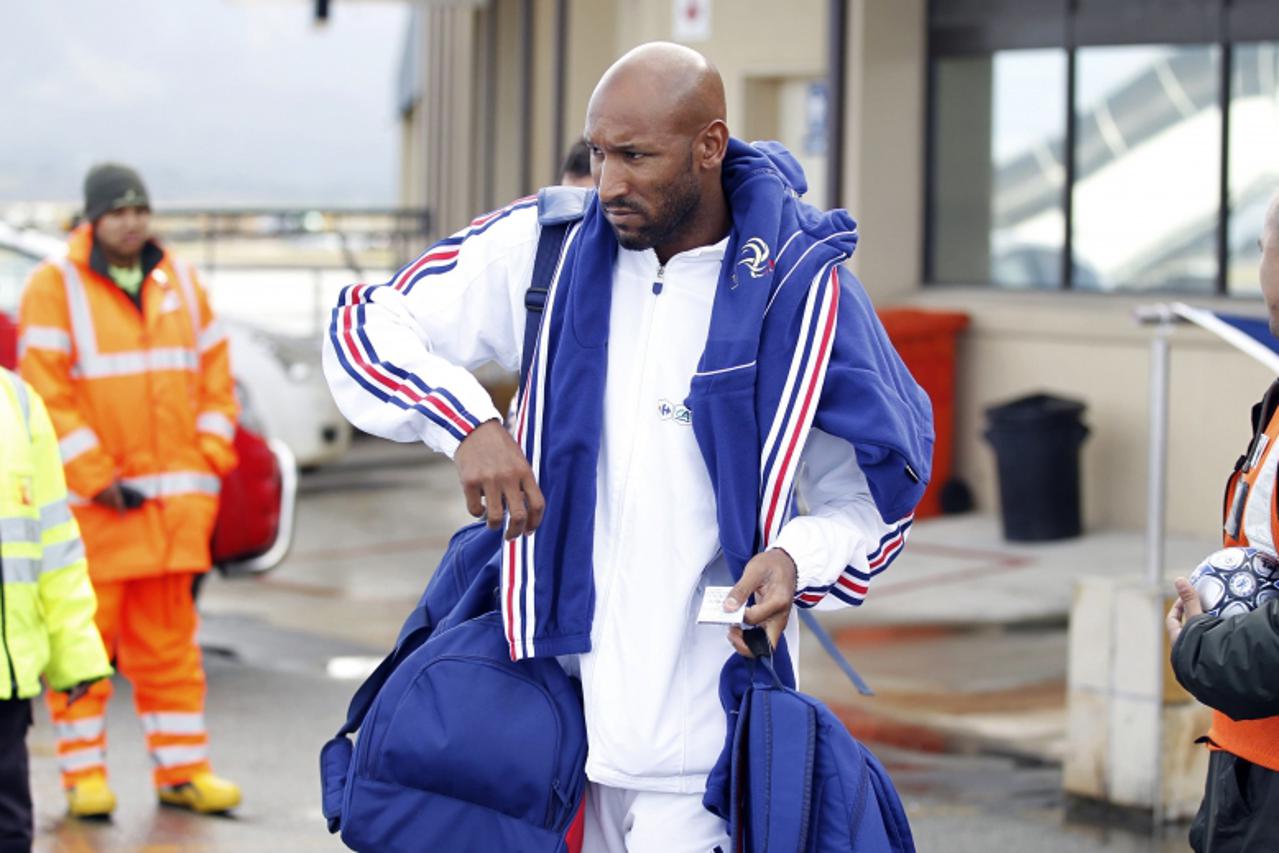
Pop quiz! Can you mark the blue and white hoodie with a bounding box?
[323,140,933,794]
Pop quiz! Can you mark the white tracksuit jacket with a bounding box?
[323,202,908,793]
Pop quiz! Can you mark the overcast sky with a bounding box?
[0,0,408,207]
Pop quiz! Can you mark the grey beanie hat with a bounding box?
[84,163,150,222]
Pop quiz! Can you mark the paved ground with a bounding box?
[23,435,1210,851]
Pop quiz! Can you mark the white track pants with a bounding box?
[582,782,731,853]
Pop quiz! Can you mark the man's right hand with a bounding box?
[454,419,545,540]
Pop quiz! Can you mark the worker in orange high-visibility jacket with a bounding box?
[18,163,242,817]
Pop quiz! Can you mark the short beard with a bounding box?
[612,157,701,253]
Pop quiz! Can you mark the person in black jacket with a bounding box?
[1167,579,1279,851]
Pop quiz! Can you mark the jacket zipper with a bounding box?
[0,526,19,698]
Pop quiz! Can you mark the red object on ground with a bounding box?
[877,308,969,519]
[211,425,283,564]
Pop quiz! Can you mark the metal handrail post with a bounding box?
[1145,319,1172,824]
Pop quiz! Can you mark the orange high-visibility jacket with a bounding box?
[18,224,238,582]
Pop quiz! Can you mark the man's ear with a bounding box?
[698,119,730,169]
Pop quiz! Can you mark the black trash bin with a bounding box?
[983,393,1089,542]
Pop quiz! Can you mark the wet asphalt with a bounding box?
[24,436,1194,852]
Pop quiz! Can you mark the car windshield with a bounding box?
[0,244,42,314]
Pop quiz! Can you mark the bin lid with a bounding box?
[985,392,1085,425]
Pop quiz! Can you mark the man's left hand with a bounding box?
[725,548,798,657]
[1165,576,1204,646]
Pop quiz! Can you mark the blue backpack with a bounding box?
[706,628,916,853]
[319,522,588,852]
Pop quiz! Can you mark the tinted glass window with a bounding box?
[931,49,1067,288]
[1071,45,1221,293]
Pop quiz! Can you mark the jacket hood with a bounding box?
[721,138,859,265]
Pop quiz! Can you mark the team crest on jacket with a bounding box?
[656,399,692,425]
[737,237,773,280]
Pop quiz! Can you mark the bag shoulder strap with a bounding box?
[520,187,592,399]
[737,628,817,852]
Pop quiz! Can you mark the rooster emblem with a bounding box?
[737,237,772,279]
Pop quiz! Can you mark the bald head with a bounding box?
[1261,188,1279,337]
[1266,189,1279,248]
[589,42,726,136]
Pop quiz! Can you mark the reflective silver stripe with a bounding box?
[151,743,208,768]
[42,538,85,572]
[0,517,39,545]
[198,320,226,354]
[21,325,72,354]
[60,261,198,378]
[140,712,206,736]
[0,557,41,583]
[120,472,221,499]
[55,717,105,742]
[173,261,203,343]
[77,348,198,379]
[58,427,100,464]
[40,499,73,530]
[58,746,106,773]
[196,412,235,441]
[2,369,30,436]
[59,261,101,360]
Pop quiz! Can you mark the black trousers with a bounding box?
[1190,750,1279,852]
[0,699,32,853]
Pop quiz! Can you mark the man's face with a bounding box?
[1262,225,1279,338]
[583,113,702,253]
[94,206,151,260]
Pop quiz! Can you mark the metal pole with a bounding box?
[551,0,569,181]
[1145,321,1171,825]
[825,0,847,209]
[518,0,534,195]
[1145,325,1170,589]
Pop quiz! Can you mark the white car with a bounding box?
[0,222,350,468]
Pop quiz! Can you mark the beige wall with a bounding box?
[910,288,1272,538]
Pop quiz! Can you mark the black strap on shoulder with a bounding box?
[520,221,571,403]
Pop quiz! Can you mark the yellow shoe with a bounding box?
[66,774,116,818]
[157,772,241,814]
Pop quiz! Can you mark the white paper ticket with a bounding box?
[697,585,746,626]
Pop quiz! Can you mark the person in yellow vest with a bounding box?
[1166,190,1279,853]
[18,164,241,817]
[0,367,112,850]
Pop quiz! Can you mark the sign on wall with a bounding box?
[672,0,712,43]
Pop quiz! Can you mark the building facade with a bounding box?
[397,0,1279,540]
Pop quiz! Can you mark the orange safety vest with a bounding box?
[1216,378,1279,772]
[18,224,238,582]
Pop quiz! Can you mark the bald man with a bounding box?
[325,42,931,851]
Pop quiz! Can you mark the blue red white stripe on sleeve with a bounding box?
[794,516,913,609]
[392,197,537,295]
[329,284,483,443]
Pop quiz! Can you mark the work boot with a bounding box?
[66,773,116,818]
[157,771,241,814]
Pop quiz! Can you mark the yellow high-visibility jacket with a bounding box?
[0,367,111,700]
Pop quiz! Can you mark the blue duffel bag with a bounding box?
[320,523,588,852]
